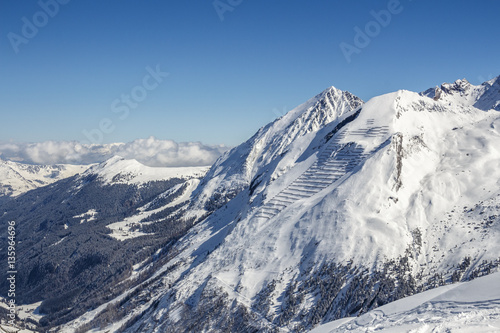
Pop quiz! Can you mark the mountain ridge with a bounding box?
[421,75,500,111]
[0,158,90,198]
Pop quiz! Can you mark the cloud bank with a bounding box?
[0,137,230,167]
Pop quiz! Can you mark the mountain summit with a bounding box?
[422,75,500,111]
[186,86,363,219]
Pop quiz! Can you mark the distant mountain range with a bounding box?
[1,76,499,332]
[0,158,89,197]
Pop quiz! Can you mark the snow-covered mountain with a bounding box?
[76,155,207,186]
[0,158,89,197]
[422,75,500,111]
[3,76,500,332]
[76,155,209,240]
[98,86,497,332]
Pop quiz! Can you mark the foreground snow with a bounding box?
[310,271,500,332]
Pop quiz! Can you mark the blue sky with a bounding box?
[1,0,500,147]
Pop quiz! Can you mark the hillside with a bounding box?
[0,157,209,329]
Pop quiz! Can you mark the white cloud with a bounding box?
[0,137,230,167]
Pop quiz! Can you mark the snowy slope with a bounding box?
[70,155,209,239]
[0,158,89,197]
[310,271,500,333]
[68,156,209,240]
[57,77,500,333]
[106,178,202,241]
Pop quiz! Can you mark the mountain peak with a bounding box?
[322,85,343,95]
[80,155,208,186]
[319,85,360,101]
[186,85,363,218]
[422,75,500,111]
[102,154,127,165]
[440,78,471,94]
